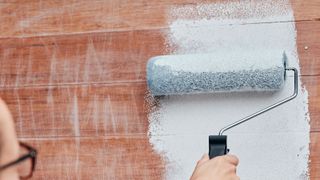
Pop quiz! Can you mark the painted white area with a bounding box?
[170,0,293,24]
[148,1,310,180]
[152,50,285,73]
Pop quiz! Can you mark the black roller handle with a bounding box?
[208,135,228,159]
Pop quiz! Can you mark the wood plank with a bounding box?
[20,137,165,180]
[18,132,319,179]
[0,0,319,38]
[310,132,320,179]
[0,21,319,89]
[296,21,320,76]
[292,0,320,21]
[0,1,318,179]
[0,29,166,88]
[0,83,150,138]
[0,76,316,138]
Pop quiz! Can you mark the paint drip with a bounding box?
[147,1,310,180]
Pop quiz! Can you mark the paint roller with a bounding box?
[146,50,298,158]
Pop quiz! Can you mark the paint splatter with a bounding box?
[148,1,310,179]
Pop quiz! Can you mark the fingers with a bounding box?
[196,154,209,167]
[191,153,239,180]
[224,154,239,166]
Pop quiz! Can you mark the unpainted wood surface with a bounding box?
[0,0,319,179]
[1,83,149,137]
[0,0,319,38]
[21,137,164,180]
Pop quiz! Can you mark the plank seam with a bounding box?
[1,19,319,41]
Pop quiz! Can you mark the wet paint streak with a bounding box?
[70,93,81,180]
[14,89,23,136]
[86,39,105,81]
[71,94,80,137]
[131,89,142,133]
[18,7,63,29]
[92,95,99,136]
[102,97,109,136]
[14,53,21,88]
[28,98,37,137]
[71,90,81,179]
[105,96,117,133]
[46,51,58,136]
[47,88,56,136]
[75,137,81,180]
[49,50,57,86]
[26,48,34,85]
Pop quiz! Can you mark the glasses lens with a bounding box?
[17,145,32,178]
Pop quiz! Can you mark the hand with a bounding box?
[190,154,239,180]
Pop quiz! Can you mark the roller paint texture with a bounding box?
[147,51,287,96]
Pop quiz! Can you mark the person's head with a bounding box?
[0,98,20,179]
[0,98,37,179]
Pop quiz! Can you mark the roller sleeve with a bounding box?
[147,51,287,96]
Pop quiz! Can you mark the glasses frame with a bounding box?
[0,142,37,179]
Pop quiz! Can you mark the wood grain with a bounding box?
[0,77,318,138]
[0,29,166,88]
[0,83,150,137]
[21,137,165,180]
[16,131,320,179]
[0,0,319,179]
[15,132,319,179]
[1,0,319,38]
[0,21,319,90]
[296,21,320,76]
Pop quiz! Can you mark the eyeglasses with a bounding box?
[0,142,37,179]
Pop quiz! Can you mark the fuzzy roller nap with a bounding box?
[147,51,287,96]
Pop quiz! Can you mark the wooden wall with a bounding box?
[0,0,319,179]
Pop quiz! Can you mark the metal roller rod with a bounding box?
[218,67,298,135]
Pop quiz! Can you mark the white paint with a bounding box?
[14,90,23,136]
[92,95,99,136]
[148,1,310,180]
[49,50,57,86]
[26,49,34,84]
[70,94,81,180]
[170,0,293,24]
[28,99,37,137]
[47,88,56,135]
[105,96,117,133]
[153,50,285,73]
[48,51,57,135]
[75,137,81,180]
[14,56,21,88]
[71,95,80,137]
[103,98,109,135]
